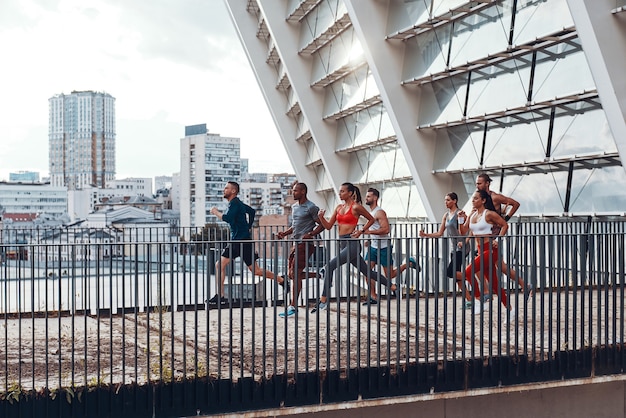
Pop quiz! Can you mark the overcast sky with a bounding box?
[0,0,293,182]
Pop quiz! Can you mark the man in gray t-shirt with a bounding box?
[276,182,325,317]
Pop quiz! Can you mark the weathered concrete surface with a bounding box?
[207,376,626,418]
[1,287,622,393]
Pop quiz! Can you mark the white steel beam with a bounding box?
[345,0,466,220]
[567,0,626,177]
[224,0,342,206]
[254,0,350,204]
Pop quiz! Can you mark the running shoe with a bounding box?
[279,305,296,318]
[506,308,517,325]
[408,257,420,272]
[310,301,328,313]
[474,301,484,314]
[206,294,221,305]
[206,294,228,308]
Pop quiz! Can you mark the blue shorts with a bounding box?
[365,246,394,267]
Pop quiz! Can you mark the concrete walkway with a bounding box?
[1,287,622,393]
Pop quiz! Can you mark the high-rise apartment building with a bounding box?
[49,91,116,190]
[225,0,626,220]
[180,124,241,229]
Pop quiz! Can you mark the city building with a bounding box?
[240,181,285,218]
[242,172,268,183]
[67,187,101,222]
[270,173,298,203]
[225,0,626,220]
[154,188,172,210]
[94,195,162,215]
[0,182,67,218]
[107,177,152,197]
[67,181,156,223]
[154,175,173,193]
[9,171,40,183]
[171,173,181,212]
[240,158,249,177]
[49,90,116,190]
[179,124,241,229]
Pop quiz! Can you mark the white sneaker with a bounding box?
[473,301,482,314]
[506,308,516,324]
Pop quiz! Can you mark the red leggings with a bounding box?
[464,246,508,308]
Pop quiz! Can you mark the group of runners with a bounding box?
[206,175,530,319]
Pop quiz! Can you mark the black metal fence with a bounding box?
[1,217,625,417]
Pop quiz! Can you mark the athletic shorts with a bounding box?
[221,240,259,266]
[365,246,394,267]
[287,241,315,279]
[447,250,465,279]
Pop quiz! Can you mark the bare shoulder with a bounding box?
[486,209,504,223]
[354,203,372,217]
[353,202,366,213]
[492,191,517,204]
[489,191,506,204]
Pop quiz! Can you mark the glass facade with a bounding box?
[226,0,626,219]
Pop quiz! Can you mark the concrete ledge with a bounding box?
[209,375,626,418]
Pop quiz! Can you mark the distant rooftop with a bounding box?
[185,123,208,136]
[2,213,39,222]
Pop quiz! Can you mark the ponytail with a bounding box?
[342,182,362,204]
[477,189,497,212]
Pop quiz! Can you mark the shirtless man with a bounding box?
[475,174,531,298]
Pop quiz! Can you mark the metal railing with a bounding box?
[1,218,625,417]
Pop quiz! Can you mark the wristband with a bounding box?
[504,215,511,221]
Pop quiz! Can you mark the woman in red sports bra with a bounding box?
[311,182,398,313]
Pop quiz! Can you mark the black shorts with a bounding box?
[447,250,465,279]
[221,240,259,266]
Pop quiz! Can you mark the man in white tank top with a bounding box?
[363,188,418,305]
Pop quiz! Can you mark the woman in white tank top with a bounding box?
[459,190,511,314]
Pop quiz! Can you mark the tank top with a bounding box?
[369,206,390,249]
[336,202,358,226]
[488,191,503,235]
[444,210,464,251]
[469,210,493,236]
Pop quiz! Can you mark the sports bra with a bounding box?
[469,210,493,236]
[336,203,359,226]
